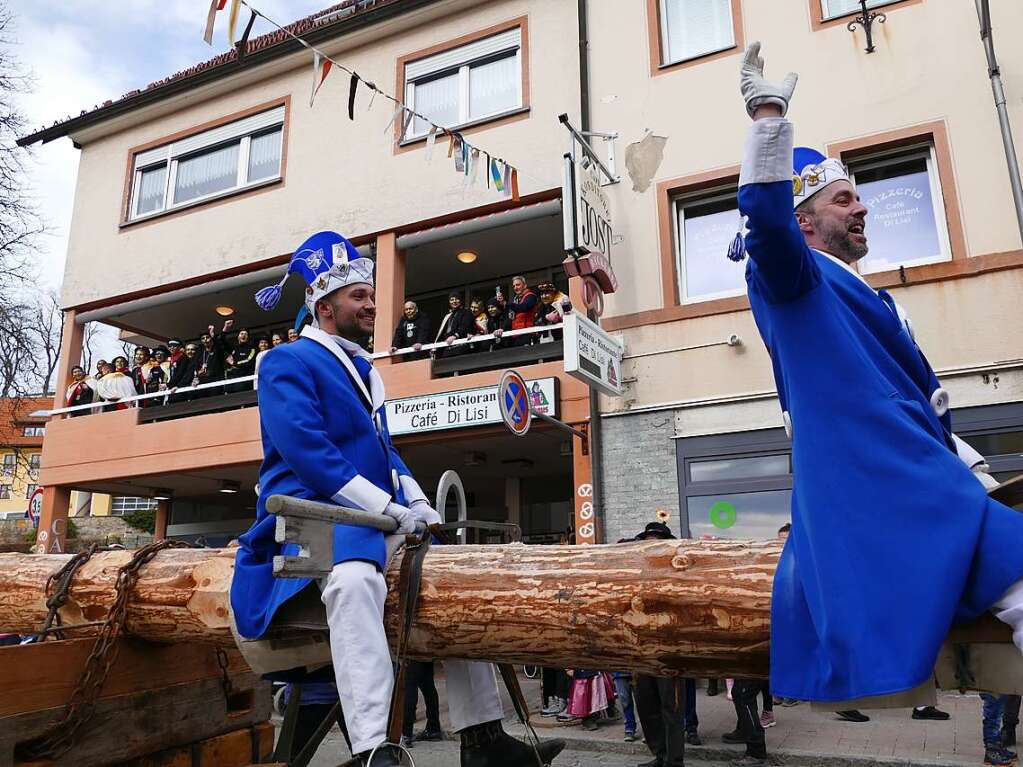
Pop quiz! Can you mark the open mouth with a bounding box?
[848,222,865,236]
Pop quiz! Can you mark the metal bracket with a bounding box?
[559,113,620,185]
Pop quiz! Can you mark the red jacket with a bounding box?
[508,288,538,331]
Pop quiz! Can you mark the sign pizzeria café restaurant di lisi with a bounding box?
[385,378,557,436]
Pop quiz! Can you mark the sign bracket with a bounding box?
[559,113,619,185]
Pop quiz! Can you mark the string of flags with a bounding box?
[203,0,521,199]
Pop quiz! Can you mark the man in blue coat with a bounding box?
[736,43,1023,710]
[231,231,565,767]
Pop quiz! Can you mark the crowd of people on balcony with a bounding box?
[389,277,572,360]
[63,319,305,414]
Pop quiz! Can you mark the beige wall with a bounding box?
[61,0,579,309]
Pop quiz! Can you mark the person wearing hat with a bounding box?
[632,521,698,767]
[232,231,564,767]
[735,42,1023,719]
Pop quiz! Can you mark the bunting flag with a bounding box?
[490,158,505,192]
[226,0,242,45]
[424,126,438,161]
[469,149,481,186]
[203,0,228,45]
[310,53,333,108]
[347,73,359,120]
[502,163,513,197]
[385,104,404,134]
[453,136,465,172]
[447,134,456,158]
[509,167,520,200]
[398,108,415,142]
[237,9,257,56]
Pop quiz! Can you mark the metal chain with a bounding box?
[215,646,235,702]
[16,539,199,761]
[39,543,106,641]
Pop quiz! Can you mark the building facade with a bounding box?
[22,0,1023,551]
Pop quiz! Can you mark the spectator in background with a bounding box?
[401,660,443,749]
[153,346,171,379]
[196,320,232,396]
[167,339,184,368]
[536,283,572,342]
[287,327,300,343]
[96,356,138,409]
[65,365,94,416]
[131,346,156,404]
[562,669,615,732]
[226,327,256,391]
[94,359,109,379]
[253,336,272,390]
[144,363,166,402]
[1004,696,1021,748]
[722,679,769,766]
[981,694,1019,766]
[507,276,538,345]
[271,332,285,347]
[485,297,512,351]
[611,671,638,743]
[542,668,571,718]
[168,341,197,397]
[469,297,489,352]
[390,301,431,360]
[434,293,475,357]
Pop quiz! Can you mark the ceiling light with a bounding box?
[219,480,240,494]
[152,488,173,501]
[215,305,235,317]
[456,251,478,264]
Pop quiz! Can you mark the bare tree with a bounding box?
[27,288,61,393]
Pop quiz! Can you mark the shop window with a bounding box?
[128,106,285,222]
[820,0,898,21]
[676,429,792,540]
[659,0,737,66]
[847,145,951,274]
[403,26,523,140]
[674,188,746,302]
[111,496,159,516]
[24,483,38,500]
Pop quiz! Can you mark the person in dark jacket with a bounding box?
[226,327,256,391]
[390,301,432,360]
[433,293,475,358]
[196,320,233,396]
[485,297,512,351]
[168,342,200,402]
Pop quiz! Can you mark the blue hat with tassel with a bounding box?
[255,231,374,320]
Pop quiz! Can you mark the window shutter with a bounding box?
[406,28,520,81]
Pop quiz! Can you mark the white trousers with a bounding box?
[321,560,504,755]
[993,576,1023,653]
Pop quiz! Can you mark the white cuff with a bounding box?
[333,475,391,514]
[951,432,986,471]
[399,474,429,506]
[739,118,794,188]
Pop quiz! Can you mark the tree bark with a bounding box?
[0,539,774,678]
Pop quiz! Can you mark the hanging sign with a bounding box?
[563,313,624,397]
[385,378,557,437]
[563,154,614,259]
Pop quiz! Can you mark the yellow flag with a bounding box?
[227,0,242,45]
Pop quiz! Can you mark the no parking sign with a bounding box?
[498,370,532,437]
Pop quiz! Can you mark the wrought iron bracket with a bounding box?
[847,0,887,54]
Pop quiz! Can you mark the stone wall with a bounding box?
[0,516,153,553]
[598,410,681,544]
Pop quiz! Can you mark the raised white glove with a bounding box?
[383,502,416,535]
[740,42,798,119]
[410,499,443,527]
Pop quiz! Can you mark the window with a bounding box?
[847,145,951,274]
[674,189,747,302]
[23,425,45,437]
[1,453,14,476]
[111,496,159,516]
[659,0,736,66]
[24,483,38,500]
[820,0,898,20]
[128,106,285,222]
[0,484,10,500]
[953,404,1023,485]
[403,27,523,140]
[677,429,792,540]
[28,454,41,469]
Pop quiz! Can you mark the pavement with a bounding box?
[281,673,995,767]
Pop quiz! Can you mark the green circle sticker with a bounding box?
[709,501,737,530]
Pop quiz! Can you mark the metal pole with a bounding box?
[976,0,1023,244]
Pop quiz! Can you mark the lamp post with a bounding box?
[847,0,887,54]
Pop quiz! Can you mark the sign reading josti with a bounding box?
[386,378,557,436]
[574,157,613,257]
[563,313,624,397]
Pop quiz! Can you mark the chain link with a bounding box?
[17,539,200,761]
[215,646,236,702]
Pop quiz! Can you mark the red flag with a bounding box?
[310,53,333,107]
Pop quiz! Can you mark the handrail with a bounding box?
[34,322,566,418]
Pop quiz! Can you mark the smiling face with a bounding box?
[200,333,213,349]
[470,299,484,315]
[71,366,85,381]
[316,283,376,341]
[287,328,299,342]
[257,338,270,352]
[271,334,284,347]
[133,348,149,365]
[795,180,869,264]
[403,301,418,320]
[448,295,462,310]
[185,345,198,358]
[114,357,128,372]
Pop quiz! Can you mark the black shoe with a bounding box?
[357,745,403,766]
[837,710,870,723]
[686,731,702,746]
[722,729,745,744]
[461,721,566,767]
[707,680,720,696]
[415,727,444,741]
[400,735,414,749]
[1003,727,1017,748]
[636,759,662,767]
[912,706,950,721]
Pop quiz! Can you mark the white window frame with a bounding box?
[111,496,159,516]
[847,143,952,275]
[673,187,746,304]
[403,27,523,141]
[820,0,900,21]
[127,106,285,223]
[659,0,736,67]
[23,425,44,436]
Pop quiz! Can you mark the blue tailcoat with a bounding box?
[740,118,1023,702]
[230,326,423,640]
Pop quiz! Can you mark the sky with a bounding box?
[11,0,330,291]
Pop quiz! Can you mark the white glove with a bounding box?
[410,499,443,527]
[383,502,416,535]
[740,42,798,118]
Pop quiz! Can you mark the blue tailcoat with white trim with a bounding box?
[230,326,423,640]
[740,118,1023,702]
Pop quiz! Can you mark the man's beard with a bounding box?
[819,216,868,264]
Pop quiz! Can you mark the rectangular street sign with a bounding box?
[563,313,624,397]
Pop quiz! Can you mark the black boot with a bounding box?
[460,720,566,767]
[356,744,402,766]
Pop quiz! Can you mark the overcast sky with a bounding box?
[11,0,329,292]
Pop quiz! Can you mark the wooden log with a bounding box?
[0,540,1012,679]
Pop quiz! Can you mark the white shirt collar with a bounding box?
[815,249,870,288]
[328,333,373,361]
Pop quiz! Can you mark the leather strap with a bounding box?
[497,663,546,766]
[386,531,431,745]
